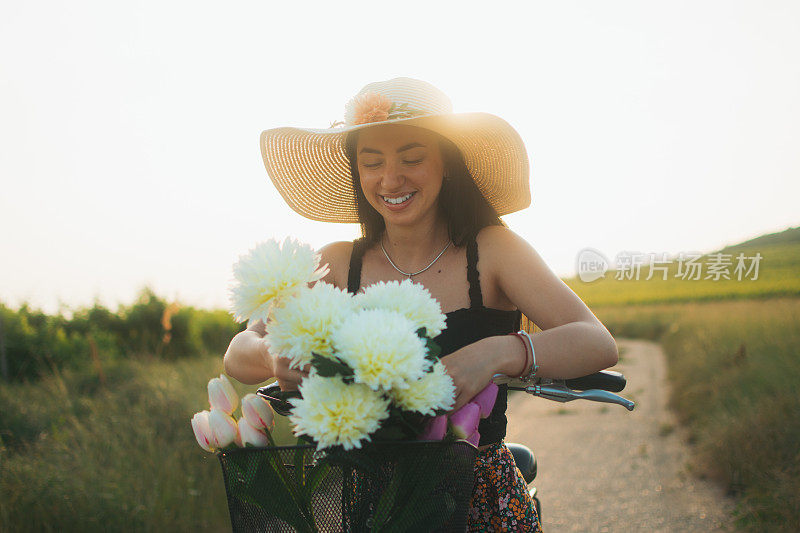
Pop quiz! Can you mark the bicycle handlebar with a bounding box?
[257,370,636,417]
[565,370,626,392]
[492,370,636,411]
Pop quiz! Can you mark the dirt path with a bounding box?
[505,338,736,532]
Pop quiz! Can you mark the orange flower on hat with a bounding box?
[346,92,393,125]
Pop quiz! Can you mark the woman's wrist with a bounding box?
[512,330,539,381]
[486,335,528,377]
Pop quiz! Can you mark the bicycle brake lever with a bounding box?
[492,373,544,386]
[494,373,635,411]
[527,384,635,411]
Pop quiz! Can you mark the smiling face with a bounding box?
[355,124,445,228]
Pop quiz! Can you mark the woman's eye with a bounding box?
[362,162,382,169]
[403,158,424,165]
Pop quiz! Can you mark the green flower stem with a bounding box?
[263,431,318,532]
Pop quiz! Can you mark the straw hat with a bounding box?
[259,77,531,223]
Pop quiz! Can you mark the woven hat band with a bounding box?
[344,78,453,126]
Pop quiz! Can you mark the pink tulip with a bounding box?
[234,425,243,448]
[208,374,239,415]
[466,430,480,447]
[472,382,498,418]
[238,417,270,447]
[241,393,275,431]
[191,410,215,452]
[448,402,481,440]
[418,414,448,441]
[208,408,239,449]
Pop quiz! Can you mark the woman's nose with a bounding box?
[380,160,405,190]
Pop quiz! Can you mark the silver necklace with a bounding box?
[380,237,452,279]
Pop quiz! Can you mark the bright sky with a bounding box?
[1,1,798,314]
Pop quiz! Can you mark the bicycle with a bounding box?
[497,369,635,521]
[217,370,635,532]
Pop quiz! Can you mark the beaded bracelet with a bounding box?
[511,329,539,382]
[509,332,530,378]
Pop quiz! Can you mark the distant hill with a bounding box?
[716,225,800,253]
[563,224,800,307]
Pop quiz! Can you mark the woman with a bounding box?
[224,77,619,532]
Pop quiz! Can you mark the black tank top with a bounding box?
[346,235,521,446]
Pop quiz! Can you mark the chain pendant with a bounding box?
[381,237,452,280]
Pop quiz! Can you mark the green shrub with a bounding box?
[194,308,246,356]
[0,288,245,382]
[118,287,168,356]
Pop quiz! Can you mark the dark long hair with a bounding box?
[344,130,505,247]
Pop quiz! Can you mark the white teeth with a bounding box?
[383,193,413,205]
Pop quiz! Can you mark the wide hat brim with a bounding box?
[259,112,531,223]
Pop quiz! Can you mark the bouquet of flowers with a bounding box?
[191,237,498,531]
[228,236,476,450]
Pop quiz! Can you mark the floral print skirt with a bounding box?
[467,441,543,532]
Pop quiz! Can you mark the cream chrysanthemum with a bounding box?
[390,361,456,415]
[228,237,329,324]
[289,374,390,450]
[265,282,356,368]
[332,309,429,392]
[355,279,447,337]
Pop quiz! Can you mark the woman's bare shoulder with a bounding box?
[475,224,549,284]
[318,240,355,289]
[475,225,529,257]
[476,225,601,330]
[474,225,531,303]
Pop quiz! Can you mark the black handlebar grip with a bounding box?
[256,384,301,417]
[564,370,626,392]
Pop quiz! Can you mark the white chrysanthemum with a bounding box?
[355,279,447,337]
[228,237,329,324]
[390,361,456,415]
[265,282,357,369]
[289,374,390,450]
[332,309,429,392]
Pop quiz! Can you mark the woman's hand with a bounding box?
[439,344,494,412]
[441,335,527,411]
[439,335,525,412]
[264,341,311,391]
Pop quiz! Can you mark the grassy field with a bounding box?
[564,227,800,530]
[0,353,295,531]
[565,227,800,307]
[595,297,800,531]
[4,303,796,532]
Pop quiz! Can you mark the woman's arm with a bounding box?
[222,240,352,388]
[222,319,271,385]
[223,318,312,387]
[441,226,618,410]
[484,225,619,378]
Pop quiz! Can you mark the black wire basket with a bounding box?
[218,440,478,532]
